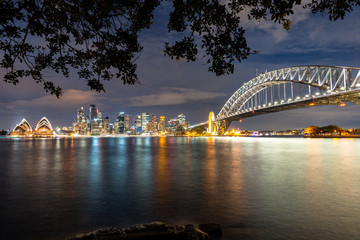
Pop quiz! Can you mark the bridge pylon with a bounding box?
[208,111,217,134]
[207,112,231,135]
[215,120,231,135]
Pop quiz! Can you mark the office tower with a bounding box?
[135,115,142,133]
[89,104,100,135]
[117,112,125,134]
[177,113,186,126]
[151,115,157,132]
[124,115,130,131]
[109,123,114,134]
[89,104,98,122]
[75,107,87,135]
[103,116,110,134]
[77,107,85,123]
[158,116,165,132]
[141,112,151,133]
[168,118,178,131]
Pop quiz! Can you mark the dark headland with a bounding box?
[67,221,222,240]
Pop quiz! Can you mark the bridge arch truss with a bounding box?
[217,66,360,120]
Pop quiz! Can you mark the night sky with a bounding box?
[1,3,360,131]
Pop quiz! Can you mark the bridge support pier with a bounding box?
[215,120,231,135]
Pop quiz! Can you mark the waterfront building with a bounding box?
[33,117,55,137]
[91,118,101,135]
[75,107,87,135]
[10,117,55,137]
[177,113,186,126]
[88,104,102,135]
[89,104,98,135]
[113,121,119,134]
[167,118,179,131]
[109,123,114,134]
[158,116,166,132]
[177,113,190,129]
[77,107,85,123]
[141,113,151,133]
[124,115,130,131]
[9,118,32,136]
[89,104,98,122]
[117,112,126,134]
[102,116,111,134]
[135,115,142,133]
[151,115,158,132]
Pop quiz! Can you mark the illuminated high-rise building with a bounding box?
[89,104,98,122]
[135,115,142,133]
[75,107,87,135]
[89,104,100,135]
[168,118,178,131]
[102,116,110,134]
[141,112,151,132]
[177,113,186,126]
[158,116,165,132]
[117,112,125,134]
[124,115,130,130]
[77,107,85,123]
[151,115,157,132]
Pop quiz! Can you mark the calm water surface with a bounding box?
[0,136,360,239]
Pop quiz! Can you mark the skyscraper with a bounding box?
[89,104,100,135]
[117,112,125,134]
[76,107,87,135]
[102,116,110,134]
[151,115,157,132]
[89,104,98,122]
[177,113,186,126]
[77,107,85,123]
[124,115,130,131]
[141,113,151,133]
[135,115,142,133]
[158,116,166,132]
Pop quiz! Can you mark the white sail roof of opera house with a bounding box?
[35,117,53,131]
[12,118,32,132]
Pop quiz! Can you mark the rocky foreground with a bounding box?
[67,221,222,240]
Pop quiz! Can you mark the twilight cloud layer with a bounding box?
[128,88,226,107]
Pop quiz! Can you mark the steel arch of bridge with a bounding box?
[191,66,360,131]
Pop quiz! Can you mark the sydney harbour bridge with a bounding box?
[190,65,360,134]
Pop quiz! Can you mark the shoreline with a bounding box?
[304,135,360,138]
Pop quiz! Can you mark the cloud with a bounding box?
[242,3,311,43]
[128,87,226,107]
[1,89,102,112]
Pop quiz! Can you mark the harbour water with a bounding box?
[1,136,360,239]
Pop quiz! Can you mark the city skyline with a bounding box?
[1,4,360,130]
[8,104,190,136]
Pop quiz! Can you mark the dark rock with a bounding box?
[66,222,213,240]
[199,224,222,240]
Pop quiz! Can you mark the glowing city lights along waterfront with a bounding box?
[10,117,55,137]
[8,104,190,137]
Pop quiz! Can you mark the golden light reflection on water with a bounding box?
[304,138,323,197]
[228,138,245,195]
[204,137,217,192]
[304,138,360,234]
[155,137,169,196]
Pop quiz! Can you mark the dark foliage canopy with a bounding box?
[0,0,359,97]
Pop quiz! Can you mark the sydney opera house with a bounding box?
[10,117,55,137]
